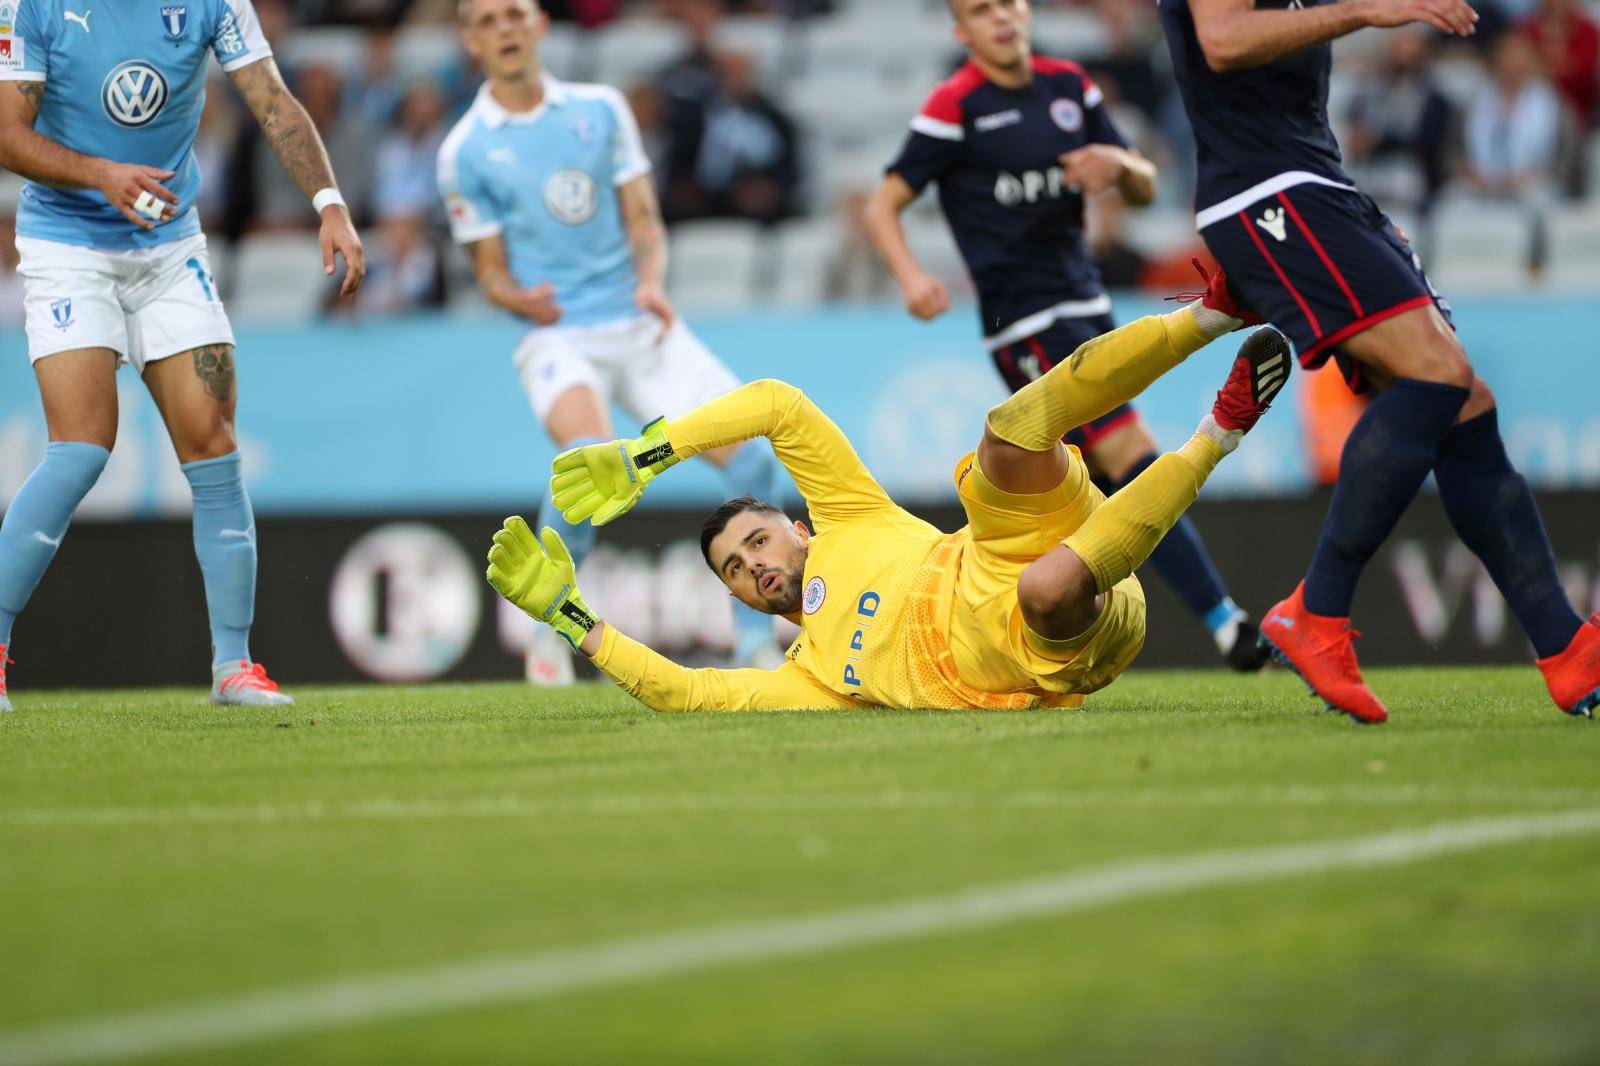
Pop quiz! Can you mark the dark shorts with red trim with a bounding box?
[1200,182,1452,393]
[989,312,1140,452]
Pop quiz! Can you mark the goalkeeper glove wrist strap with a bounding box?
[556,599,597,635]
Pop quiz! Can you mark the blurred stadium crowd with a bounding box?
[3,0,1599,327]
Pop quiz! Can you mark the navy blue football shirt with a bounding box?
[887,55,1127,349]
[1157,0,1355,221]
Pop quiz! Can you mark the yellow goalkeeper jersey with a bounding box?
[589,379,1088,712]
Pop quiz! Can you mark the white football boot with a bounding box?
[525,626,576,686]
[211,660,294,707]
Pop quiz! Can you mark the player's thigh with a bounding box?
[32,348,121,449]
[1335,302,1472,388]
[1201,184,1453,390]
[513,328,612,443]
[952,448,1103,599]
[142,343,239,463]
[621,319,738,420]
[125,239,240,463]
[17,235,130,375]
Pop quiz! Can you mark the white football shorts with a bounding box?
[514,314,741,426]
[16,233,235,372]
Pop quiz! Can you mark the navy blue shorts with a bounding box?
[1200,183,1451,393]
[989,312,1139,452]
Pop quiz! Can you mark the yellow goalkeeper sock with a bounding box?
[985,307,1218,453]
[1063,431,1226,593]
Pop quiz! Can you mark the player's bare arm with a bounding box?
[1060,145,1157,205]
[227,56,366,296]
[617,174,674,336]
[863,173,951,321]
[1190,0,1476,73]
[464,233,562,325]
[0,81,179,230]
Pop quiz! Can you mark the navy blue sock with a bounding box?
[1434,409,1582,658]
[1304,378,1469,617]
[1108,452,1230,621]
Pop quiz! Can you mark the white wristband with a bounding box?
[312,188,346,214]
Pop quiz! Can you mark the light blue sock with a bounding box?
[540,437,601,570]
[182,451,256,668]
[717,442,789,660]
[0,442,110,646]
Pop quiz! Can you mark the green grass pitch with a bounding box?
[2,666,1598,1065]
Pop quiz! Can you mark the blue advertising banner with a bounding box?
[3,296,1598,517]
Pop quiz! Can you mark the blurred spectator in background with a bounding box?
[1464,34,1562,202]
[343,78,449,315]
[1519,0,1598,130]
[626,83,673,195]
[246,64,378,230]
[194,78,244,230]
[373,80,449,223]
[822,189,894,302]
[686,50,801,224]
[1464,33,1562,275]
[1080,0,1167,122]
[1344,28,1455,216]
[357,27,406,126]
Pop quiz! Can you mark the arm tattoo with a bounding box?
[229,60,338,201]
[15,81,45,119]
[620,181,668,285]
[191,344,236,404]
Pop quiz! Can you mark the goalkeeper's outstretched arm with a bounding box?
[551,379,899,533]
[487,518,853,712]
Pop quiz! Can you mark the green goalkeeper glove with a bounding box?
[549,416,680,526]
[485,517,598,651]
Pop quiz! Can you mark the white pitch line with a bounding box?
[2,808,1599,1066]
[4,786,1600,828]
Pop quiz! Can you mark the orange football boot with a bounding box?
[1259,582,1389,724]
[1537,614,1600,718]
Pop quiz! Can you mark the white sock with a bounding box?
[1195,412,1244,456]
[1187,300,1243,340]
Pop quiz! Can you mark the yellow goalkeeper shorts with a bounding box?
[945,449,1147,698]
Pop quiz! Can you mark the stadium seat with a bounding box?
[594,17,690,90]
[228,233,330,324]
[668,220,763,312]
[278,26,368,74]
[1546,207,1600,290]
[769,216,842,307]
[1425,202,1535,295]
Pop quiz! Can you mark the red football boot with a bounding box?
[1211,326,1292,434]
[1172,257,1266,328]
[0,644,10,713]
[1537,614,1600,718]
[1259,583,1389,724]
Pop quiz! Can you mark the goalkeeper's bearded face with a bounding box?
[707,510,812,617]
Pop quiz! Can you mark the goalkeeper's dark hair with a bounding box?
[700,495,785,571]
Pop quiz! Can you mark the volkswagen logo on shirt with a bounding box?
[543,168,598,226]
[101,61,169,128]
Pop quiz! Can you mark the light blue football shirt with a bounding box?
[437,75,653,329]
[0,0,271,249]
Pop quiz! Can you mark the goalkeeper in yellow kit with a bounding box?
[487,266,1288,711]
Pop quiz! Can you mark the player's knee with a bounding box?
[1387,334,1473,390]
[1017,553,1097,634]
[1458,376,1496,422]
[171,416,238,464]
